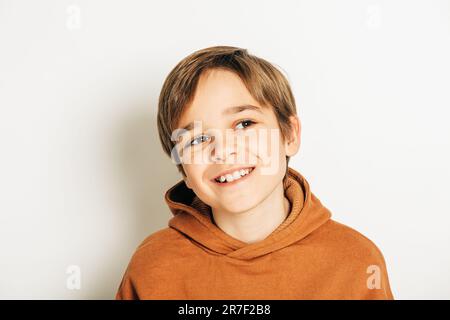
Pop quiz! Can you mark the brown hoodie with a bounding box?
[116,167,394,300]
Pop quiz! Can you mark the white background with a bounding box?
[1,0,449,299]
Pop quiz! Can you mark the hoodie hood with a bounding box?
[166,167,332,260]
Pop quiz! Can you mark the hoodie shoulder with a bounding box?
[319,220,386,258]
[307,219,394,299]
[115,227,193,299]
[131,227,189,268]
[136,227,183,252]
[313,219,391,271]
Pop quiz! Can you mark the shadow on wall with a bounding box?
[84,101,181,299]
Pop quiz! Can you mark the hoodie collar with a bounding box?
[165,167,332,260]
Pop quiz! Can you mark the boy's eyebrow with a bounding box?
[222,104,263,116]
[180,104,263,132]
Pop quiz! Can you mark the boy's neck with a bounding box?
[211,179,301,244]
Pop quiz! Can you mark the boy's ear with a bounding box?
[183,176,192,189]
[284,115,301,157]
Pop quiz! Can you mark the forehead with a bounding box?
[178,69,265,128]
[193,69,253,104]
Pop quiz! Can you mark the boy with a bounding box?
[116,46,394,299]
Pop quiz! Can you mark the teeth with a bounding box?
[215,167,253,183]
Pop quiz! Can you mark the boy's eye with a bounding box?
[235,119,255,130]
[189,134,211,147]
[185,120,255,149]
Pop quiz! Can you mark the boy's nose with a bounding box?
[210,135,237,163]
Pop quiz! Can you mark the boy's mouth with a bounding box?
[211,166,256,186]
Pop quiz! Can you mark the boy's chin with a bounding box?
[219,198,260,214]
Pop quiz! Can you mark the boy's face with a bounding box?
[174,68,301,214]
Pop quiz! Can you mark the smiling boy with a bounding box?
[115,46,394,300]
